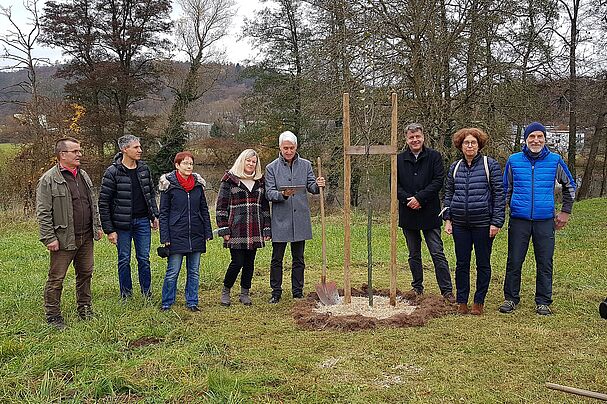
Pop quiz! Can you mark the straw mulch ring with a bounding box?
[293,285,456,331]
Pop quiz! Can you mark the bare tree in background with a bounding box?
[153,0,236,175]
[0,0,47,113]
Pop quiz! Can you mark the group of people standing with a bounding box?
[397,122,576,317]
[36,119,577,330]
[36,131,324,329]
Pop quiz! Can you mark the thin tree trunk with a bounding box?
[577,75,607,200]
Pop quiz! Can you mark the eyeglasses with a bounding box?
[180,161,194,166]
[463,141,478,147]
[62,149,83,155]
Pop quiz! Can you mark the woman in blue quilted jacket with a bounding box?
[443,128,505,315]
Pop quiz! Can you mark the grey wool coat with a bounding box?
[265,153,320,242]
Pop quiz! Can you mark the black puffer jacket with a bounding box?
[443,153,505,228]
[98,153,159,233]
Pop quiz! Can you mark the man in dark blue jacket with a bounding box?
[99,135,159,299]
[397,123,455,302]
[499,122,576,315]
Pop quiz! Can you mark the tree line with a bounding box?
[1,0,607,212]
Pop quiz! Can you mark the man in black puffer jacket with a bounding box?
[99,135,159,299]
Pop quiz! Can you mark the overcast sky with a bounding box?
[1,0,262,67]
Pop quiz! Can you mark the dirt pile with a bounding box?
[292,285,456,331]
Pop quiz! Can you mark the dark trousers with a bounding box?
[403,227,452,295]
[224,248,257,289]
[270,241,305,297]
[452,225,494,304]
[44,234,94,319]
[504,218,555,306]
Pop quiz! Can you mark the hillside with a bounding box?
[0,62,252,125]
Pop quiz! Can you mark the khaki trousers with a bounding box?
[44,234,94,319]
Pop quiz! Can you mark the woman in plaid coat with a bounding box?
[216,149,271,306]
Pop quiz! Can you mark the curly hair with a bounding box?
[452,128,489,150]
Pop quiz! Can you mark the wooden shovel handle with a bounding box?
[317,157,327,280]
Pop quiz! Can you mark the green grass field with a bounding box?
[1,199,606,402]
[0,143,19,163]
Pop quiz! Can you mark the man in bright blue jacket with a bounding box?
[499,122,576,315]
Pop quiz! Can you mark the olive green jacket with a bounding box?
[36,165,102,250]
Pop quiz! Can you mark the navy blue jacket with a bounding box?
[397,146,444,230]
[158,171,213,254]
[443,153,506,228]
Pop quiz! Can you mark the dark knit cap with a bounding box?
[524,122,546,140]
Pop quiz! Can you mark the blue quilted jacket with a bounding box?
[443,153,505,227]
[503,146,576,220]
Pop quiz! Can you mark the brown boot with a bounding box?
[470,303,484,315]
[457,303,469,314]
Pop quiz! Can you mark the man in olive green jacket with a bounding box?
[36,137,103,330]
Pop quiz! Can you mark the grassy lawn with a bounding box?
[1,199,606,402]
[0,143,19,164]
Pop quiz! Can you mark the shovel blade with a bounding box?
[315,281,341,305]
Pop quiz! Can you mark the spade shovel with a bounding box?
[315,157,340,305]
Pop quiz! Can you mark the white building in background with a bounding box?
[512,124,585,153]
[544,125,585,153]
[183,121,212,139]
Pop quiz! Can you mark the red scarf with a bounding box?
[176,171,195,192]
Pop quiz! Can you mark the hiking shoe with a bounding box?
[239,288,252,306]
[600,299,607,319]
[470,303,484,316]
[409,288,423,296]
[78,305,94,320]
[293,292,304,299]
[186,306,200,312]
[536,304,552,316]
[47,316,66,330]
[499,300,517,313]
[268,296,280,304]
[457,303,469,315]
[443,292,456,304]
[221,286,231,307]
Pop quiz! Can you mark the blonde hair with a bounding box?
[229,149,263,180]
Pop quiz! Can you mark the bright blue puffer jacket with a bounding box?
[503,146,576,220]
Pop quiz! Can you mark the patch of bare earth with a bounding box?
[293,285,456,331]
[128,336,162,349]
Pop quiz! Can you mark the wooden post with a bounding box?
[546,383,607,401]
[390,93,398,306]
[343,93,352,304]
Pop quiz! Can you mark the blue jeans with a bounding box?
[403,227,453,295]
[452,225,494,304]
[116,217,152,298]
[162,252,201,308]
[504,218,555,306]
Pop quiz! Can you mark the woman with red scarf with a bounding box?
[158,151,212,311]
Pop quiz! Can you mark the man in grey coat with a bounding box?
[265,131,325,303]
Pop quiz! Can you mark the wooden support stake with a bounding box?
[546,383,607,401]
[343,93,352,304]
[390,93,398,306]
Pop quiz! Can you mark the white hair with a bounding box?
[278,131,298,147]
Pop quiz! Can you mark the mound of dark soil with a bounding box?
[292,285,456,331]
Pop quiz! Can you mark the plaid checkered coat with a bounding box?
[215,171,271,250]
